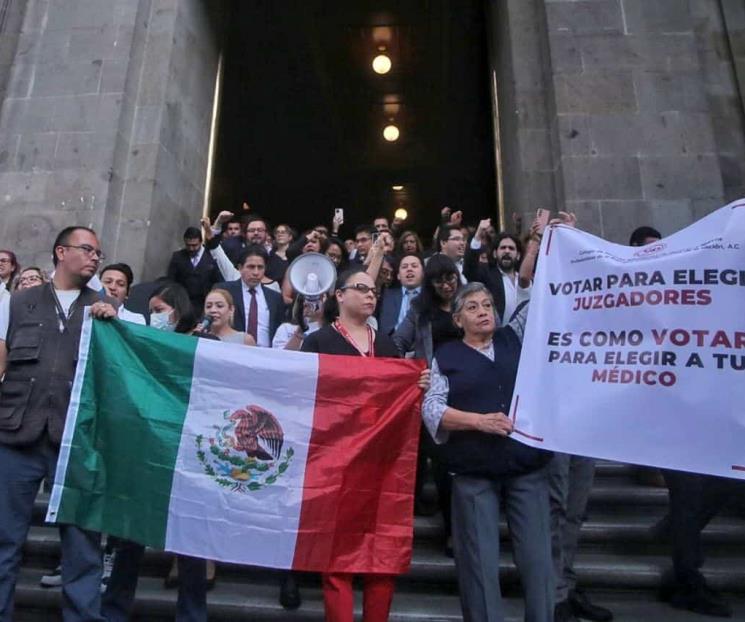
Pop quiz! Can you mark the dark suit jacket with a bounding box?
[215,280,285,342]
[167,249,221,311]
[377,286,404,337]
[463,245,507,323]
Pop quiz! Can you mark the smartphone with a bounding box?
[334,208,344,224]
[536,208,550,228]
[372,232,380,244]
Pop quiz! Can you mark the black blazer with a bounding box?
[215,279,285,342]
[377,286,404,337]
[463,245,507,323]
[166,249,221,310]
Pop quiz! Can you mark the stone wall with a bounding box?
[0,0,221,278]
[492,0,745,243]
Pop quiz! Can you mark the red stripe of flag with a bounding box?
[292,354,424,574]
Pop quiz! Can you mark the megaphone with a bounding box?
[287,253,337,303]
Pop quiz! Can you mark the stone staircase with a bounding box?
[15,462,745,620]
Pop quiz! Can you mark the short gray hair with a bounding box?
[452,282,495,316]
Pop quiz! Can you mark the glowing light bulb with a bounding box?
[383,124,400,142]
[394,208,408,220]
[372,54,392,74]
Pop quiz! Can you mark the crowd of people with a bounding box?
[0,205,739,622]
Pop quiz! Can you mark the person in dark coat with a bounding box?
[166,227,222,314]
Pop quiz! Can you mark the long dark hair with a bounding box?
[149,282,197,334]
[413,254,460,320]
[321,266,367,324]
[325,236,349,271]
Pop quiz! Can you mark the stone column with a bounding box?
[492,0,736,243]
[0,0,222,279]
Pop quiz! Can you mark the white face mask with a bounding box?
[150,311,176,332]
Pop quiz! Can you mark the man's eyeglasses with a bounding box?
[339,283,379,297]
[61,244,105,261]
[19,275,42,284]
[433,274,459,285]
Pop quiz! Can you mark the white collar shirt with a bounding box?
[242,282,271,347]
[500,269,531,323]
[190,247,204,268]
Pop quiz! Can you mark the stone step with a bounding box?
[413,512,745,545]
[14,568,745,622]
[21,526,745,592]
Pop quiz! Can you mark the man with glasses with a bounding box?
[351,225,376,265]
[0,226,118,621]
[434,224,468,285]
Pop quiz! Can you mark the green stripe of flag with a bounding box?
[54,319,198,548]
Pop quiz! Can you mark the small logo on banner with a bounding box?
[633,242,666,257]
[196,405,294,493]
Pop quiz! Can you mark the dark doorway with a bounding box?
[210,0,496,237]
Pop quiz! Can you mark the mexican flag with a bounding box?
[47,315,424,574]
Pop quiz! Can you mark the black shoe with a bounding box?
[669,587,732,618]
[279,573,301,610]
[569,589,613,621]
[554,600,579,622]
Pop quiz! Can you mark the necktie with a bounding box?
[247,287,258,340]
[397,289,412,329]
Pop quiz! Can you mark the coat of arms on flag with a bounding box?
[195,405,294,493]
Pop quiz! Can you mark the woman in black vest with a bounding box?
[302,266,429,622]
[422,282,553,622]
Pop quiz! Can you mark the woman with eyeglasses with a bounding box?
[301,266,430,622]
[14,267,47,291]
[392,254,462,553]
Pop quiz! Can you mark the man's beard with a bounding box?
[498,255,515,271]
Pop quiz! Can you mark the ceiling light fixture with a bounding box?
[392,185,404,191]
[383,124,400,142]
[394,208,408,221]
[372,54,392,75]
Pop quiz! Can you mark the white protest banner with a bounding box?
[511,200,745,478]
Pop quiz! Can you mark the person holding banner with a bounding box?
[422,282,553,622]
[102,282,210,622]
[0,226,116,622]
[302,266,430,622]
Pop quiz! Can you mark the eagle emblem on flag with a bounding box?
[195,404,294,493]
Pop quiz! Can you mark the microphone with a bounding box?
[198,315,214,332]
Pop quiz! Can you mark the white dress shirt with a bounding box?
[190,247,204,267]
[501,270,531,324]
[469,237,531,322]
[243,282,271,347]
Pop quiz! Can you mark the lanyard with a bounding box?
[49,284,80,334]
[333,320,375,357]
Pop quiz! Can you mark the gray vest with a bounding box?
[0,283,113,446]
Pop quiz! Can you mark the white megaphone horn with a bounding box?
[287,253,337,305]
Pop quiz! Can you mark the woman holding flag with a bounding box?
[302,266,430,622]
